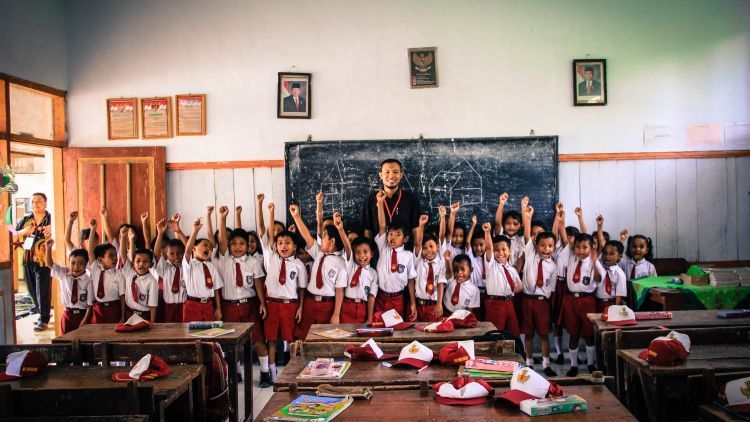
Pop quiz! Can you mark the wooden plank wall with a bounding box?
[167,156,750,261]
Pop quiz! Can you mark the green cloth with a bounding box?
[686,265,706,276]
[632,275,750,310]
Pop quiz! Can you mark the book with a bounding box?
[457,366,513,378]
[634,311,672,320]
[312,328,354,339]
[188,321,224,329]
[355,328,393,337]
[297,360,351,379]
[465,358,520,373]
[188,327,236,338]
[717,309,750,319]
[264,395,353,421]
[519,395,587,416]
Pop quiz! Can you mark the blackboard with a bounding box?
[285,137,559,232]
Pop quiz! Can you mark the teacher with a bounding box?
[360,159,421,240]
[14,192,52,331]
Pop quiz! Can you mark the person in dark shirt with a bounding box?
[360,159,421,240]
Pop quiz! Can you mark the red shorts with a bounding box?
[513,294,523,327]
[182,299,215,322]
[595,298,616,314]
[477,289,487,320]
[416,302,440,322]
[485,298,520,337]
[561,294,596,337]
[294,297,335,339]
[522,295,552,336]
[61,309,86,334]
[221,298,265,344]
[155,291,166,322]
[375,292,404,315]
[162,302,184,323]
[264,300,297,342]
[341,299,368,324]
[92,301,121,324]
[551,278,567,323]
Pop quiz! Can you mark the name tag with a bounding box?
[23,235,36,250]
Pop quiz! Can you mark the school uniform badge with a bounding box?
[328,269,337,279]
[290,271,297,280]
[397,264,405,274]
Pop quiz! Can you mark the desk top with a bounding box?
[305,322,496,343]
[53,322,253,345]
[588,310,750,332]
[256,385,636,421]
[618,344,750,376]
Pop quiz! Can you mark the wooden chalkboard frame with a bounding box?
[284,136,559,233]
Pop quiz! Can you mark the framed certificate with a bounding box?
[141,97,172,139]
[107,98,138,140]
[176,94,206,136]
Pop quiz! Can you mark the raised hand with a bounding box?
[438,205,446,216]
[450,202,461,213]
[376,191,386,204]
[100,207,108,217]
[419,214,429,226]
[499,192,509,206]
[596,215,604,226]
[288,204,300,217]
[520,196,529,210]
[45,238,55,247]
[218,206,229,218]
[156,218,167,233]
[235,205,242,213]
[140,212,149,223]
[482,222,492,233]
[256,193,265,203]
[471,215,477,225]
[206,205,215,214]
[315,192,323,204]
[574,207,583,217]
[333,212,344,229]
[69,211,78,222]
[193,218,203,231]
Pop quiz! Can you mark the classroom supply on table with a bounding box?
[519,395,587,416]
[188,321,224,329]
[355,327,393,337]
[297,359,351,379]
[265,394,353,421]
[635,311,673,320]
[188,327,236,338]
[315,384,373,400]
[717,309,750,319]
[312,328,354,339]
[458,366,515,379]
[465,358,520,373]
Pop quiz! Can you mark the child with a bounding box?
[493,193,524,266]
[444,202,467,258]
[560,232,600,376]
[153,218,187,322]
[520,197,557,377]
[374,191,417,319]
[257,194,307,382]
[340,234,378,324]
[120,228,159,322]
[465,216,487,319]
[595,237,627,312]
[45,239,94,333]
[443,254,480,314]
[413,213,448,322]
[64,211,97,252]
[86,219,126,324]
[182,218,224,322]
[619,234,657,280]
[289,203,348,339]
[482,223,522,337]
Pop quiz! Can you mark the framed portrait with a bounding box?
[141,97,172,139]
[409,47,438,88]
[573,59,607,106]
[278,72,311,119]
[106,97,138,140]
[176,94,206,136]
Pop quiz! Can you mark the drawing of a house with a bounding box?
[321,160,345,212]
[428,160,483,210]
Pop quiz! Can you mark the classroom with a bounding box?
[0,0,749,420]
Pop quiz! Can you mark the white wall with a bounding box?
[0,0,68,89]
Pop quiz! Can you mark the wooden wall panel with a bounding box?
[654,159,677,258]
[213,169,236,228]
[597,163,620,240]
[80,163,102,235]
[633,160,656,242]
[726,158,739,261]
[579,161,601,231]
[166,169,181,235]
[271,167,287,224]
[233,168,256,231]
[696,158,728,261]
[252,167,275,225]
[557,162,580,228]
[104,163,128,238]
[130,162,152,245]
[615,161,636,240]
[675,159,699,261]
[737,156,750,260]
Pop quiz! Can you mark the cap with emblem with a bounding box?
[394,341,434,370]
[344,338,399,361]
[438,340,475,366]
[115,313,153,332]
[0,350,48,381]
[718,376,750,414]
[601,305,637,326]
[112,354,169,382]
[444,309,479,328]
[495,367,564,406]
[638,331,691,366]
[415,319,454,333]
[370,309,414,330]
[433,377,495,405]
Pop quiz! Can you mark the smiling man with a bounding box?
[360,159,421,240]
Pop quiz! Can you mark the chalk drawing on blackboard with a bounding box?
[320,160,346,213]
[428,159,483,210]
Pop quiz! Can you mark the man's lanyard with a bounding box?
[383,189,403,221]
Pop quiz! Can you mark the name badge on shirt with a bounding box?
[327,269,337,279]
[289,271,297,281]
[246,275,254,284]
[364,286,370,296]
[582,276,591,286]
[139,293,147,302]
[80,292,87,302]
[397,264,405,274]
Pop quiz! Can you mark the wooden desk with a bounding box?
[649,288,688,311]
[53,323,253,422]
[2,364,204,421]
[305,322,497,343]
[697,403,748,421]
[256,385,636,421]
[618,345,750,421]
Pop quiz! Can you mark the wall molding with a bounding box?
[167,160,285,170]
[559,150,750,162]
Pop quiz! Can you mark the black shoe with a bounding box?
[566,366,579,377]
[237,372,243,382]
[587,365,597,373]
[554,354,564,365]
[259,371,272,388]
[280,351,291,366]
[29,307,39,314]
[533,356,542,365]
[543,367,557,377]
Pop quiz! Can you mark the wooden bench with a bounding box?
[0,342,83,365]
[697,403,748,421]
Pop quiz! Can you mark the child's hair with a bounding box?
[386,218,409,236]
[422,233,439,246]
[502,210,522,226]
[452,254,472,270]
[346,221,363,238]
[573,233,594,247]
[380,158,402,169]
[531,220,547,232]
[604,240,625,255]
[133,248,154,263]
[601,231,611,242]
[94,243,116,259]
[195,238,211,248]
[293,232,307,250]
[166,238,185,251]
[247,230,262,254]
[492,235,511,248]
[535,231,556,245]
[228,228,249,243]
[80,228,95,243]
[69,248,89,264]
[425,223,439,239]
[470,228,484,244]
[626,234,654,261]
[151,234,169,248]
[276,230,296,243]
[214,228,232,243]
[274,220,286,230]
[322,216,334,225]
[323,225,344,251]
[565,226,580,238]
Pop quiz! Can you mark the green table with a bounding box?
[632,275,750,310]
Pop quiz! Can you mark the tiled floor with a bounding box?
[238,363,282,419]
[16,310,56,344]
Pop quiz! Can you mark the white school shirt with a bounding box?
[521,239,556,298]
[344,257,378,301]
[441,240,467,261]
[618,257,657,280]
[414,252,447,301]
[182,257,224,299]
[52,264,94,310]
[466,248,487,289]
[564,253,599,294]
[153,257,187,304]
[485,257,520,297]
[443,279,480,313]
[217,251,265,300]
[375,233,417,293]
[556,244,572,280]
[497,229,525,266]
[87,261,124,302]
[260,234,307,300]
[595,260,628,300]
[304,243,348,297]
[120,261,159,311]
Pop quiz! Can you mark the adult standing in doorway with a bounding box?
[360,159,421,240]
[14,193,53,331]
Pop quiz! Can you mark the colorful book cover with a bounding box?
[519,395,587,416]
[635,311,673,320]
[465,358,520,372]
[457,366,513,378]
[297,361,351,379]
[312,328,354,339]
[266,395,354,421]
[355,328,393,337]
[188,327,236,338]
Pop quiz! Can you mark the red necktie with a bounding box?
[131,275,139,302]
[316,255,328,289]
[481,259,486,279]
[502,266,515,291]
[97,271,105,299]
[451,281,461,305]
[605,270,613,296]
[587,83,591,95]
[158,276,163,291]
[295,98,299,111]
[536,260,544,288]
[71,278,79,305]
[171,265,181,294]
[573,261,582,283]
[350,265,362,288]
[235,262,244,287]
[426,262,435,296]
[279,259,287,285]
[630,264,636,280]
[202,263,213,288]
[390,250,398,273]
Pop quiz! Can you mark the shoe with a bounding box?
[543,366,557,377]
[237,372,243,382]
[33,323,47,332]
[554,354,564,365]
[280,351,291,366]
[259,371,272,388]
[29,307,39,314]
[566,366,579,377]
[33,320,43,327]
[587,365,597,373]
[533,356,542,365]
